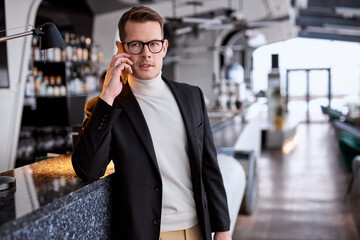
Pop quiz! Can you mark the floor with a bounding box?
[233,123,360,240]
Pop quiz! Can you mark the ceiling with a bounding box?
[38,0,360,43]
[296,0,360,42]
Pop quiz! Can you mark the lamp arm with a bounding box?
[0,26,45,43]
[0,30,33,43]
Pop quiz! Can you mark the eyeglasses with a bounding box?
[123,40,164,55]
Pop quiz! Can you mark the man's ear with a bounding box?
[115,41,121,49]
[162,39,169,57]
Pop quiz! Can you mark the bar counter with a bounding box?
[0,154,114,239]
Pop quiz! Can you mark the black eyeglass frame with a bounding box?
[123,39,165,55]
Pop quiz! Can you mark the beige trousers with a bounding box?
[159,225,203,240]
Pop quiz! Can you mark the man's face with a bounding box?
[124,20,168,80]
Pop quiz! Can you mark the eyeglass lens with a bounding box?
[128,40,163,55]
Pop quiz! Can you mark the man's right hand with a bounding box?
[100,44,133,106]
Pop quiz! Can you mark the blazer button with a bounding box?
[153,219,160,225]
[155,186,162,192]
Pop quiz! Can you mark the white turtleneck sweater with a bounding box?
[128,73,198,232]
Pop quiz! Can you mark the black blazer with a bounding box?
[72,77,230,240]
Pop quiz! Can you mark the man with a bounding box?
[72,6,231,240]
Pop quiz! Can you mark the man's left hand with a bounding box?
[214,231,232,240]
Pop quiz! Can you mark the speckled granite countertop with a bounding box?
[0,154,114,239]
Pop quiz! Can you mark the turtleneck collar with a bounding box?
[128,72,166,97]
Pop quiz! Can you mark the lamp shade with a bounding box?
[39,22,66,50]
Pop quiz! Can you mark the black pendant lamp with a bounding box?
[38,22,66,50]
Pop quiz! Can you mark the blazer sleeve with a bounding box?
[72,97,122,181]
[197,87,231,232]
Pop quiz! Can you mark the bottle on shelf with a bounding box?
[82,35,90,62]
[53,76,60,97]
[97,45,104,63]
[53,47,62,62]
[57,76,67,96]
[35,70,43,96]
[46,48,54,62]
[28,67,38,97]
[25,71,35,97]
[47,75,55,96]
[40,75,49,96]
[32,36,41,61]
[84,67,97,92]
[68,70,83,95]
[75,35,83,62]
[90,44,98,64]
[67,33,73,61]
[63,32,71,62]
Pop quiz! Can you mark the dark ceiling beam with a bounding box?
[308,0,360,8]
[297,9,360,28]
[296,4,360,43]
[299,31,360,42]
[40,0,92,13]
[85,0,131,14]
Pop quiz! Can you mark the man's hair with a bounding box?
[118,6,164,42]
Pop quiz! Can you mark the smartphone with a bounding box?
[117,43,129,84]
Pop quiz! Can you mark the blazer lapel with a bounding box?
[114,84,160,174]
[164,78,201,169]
